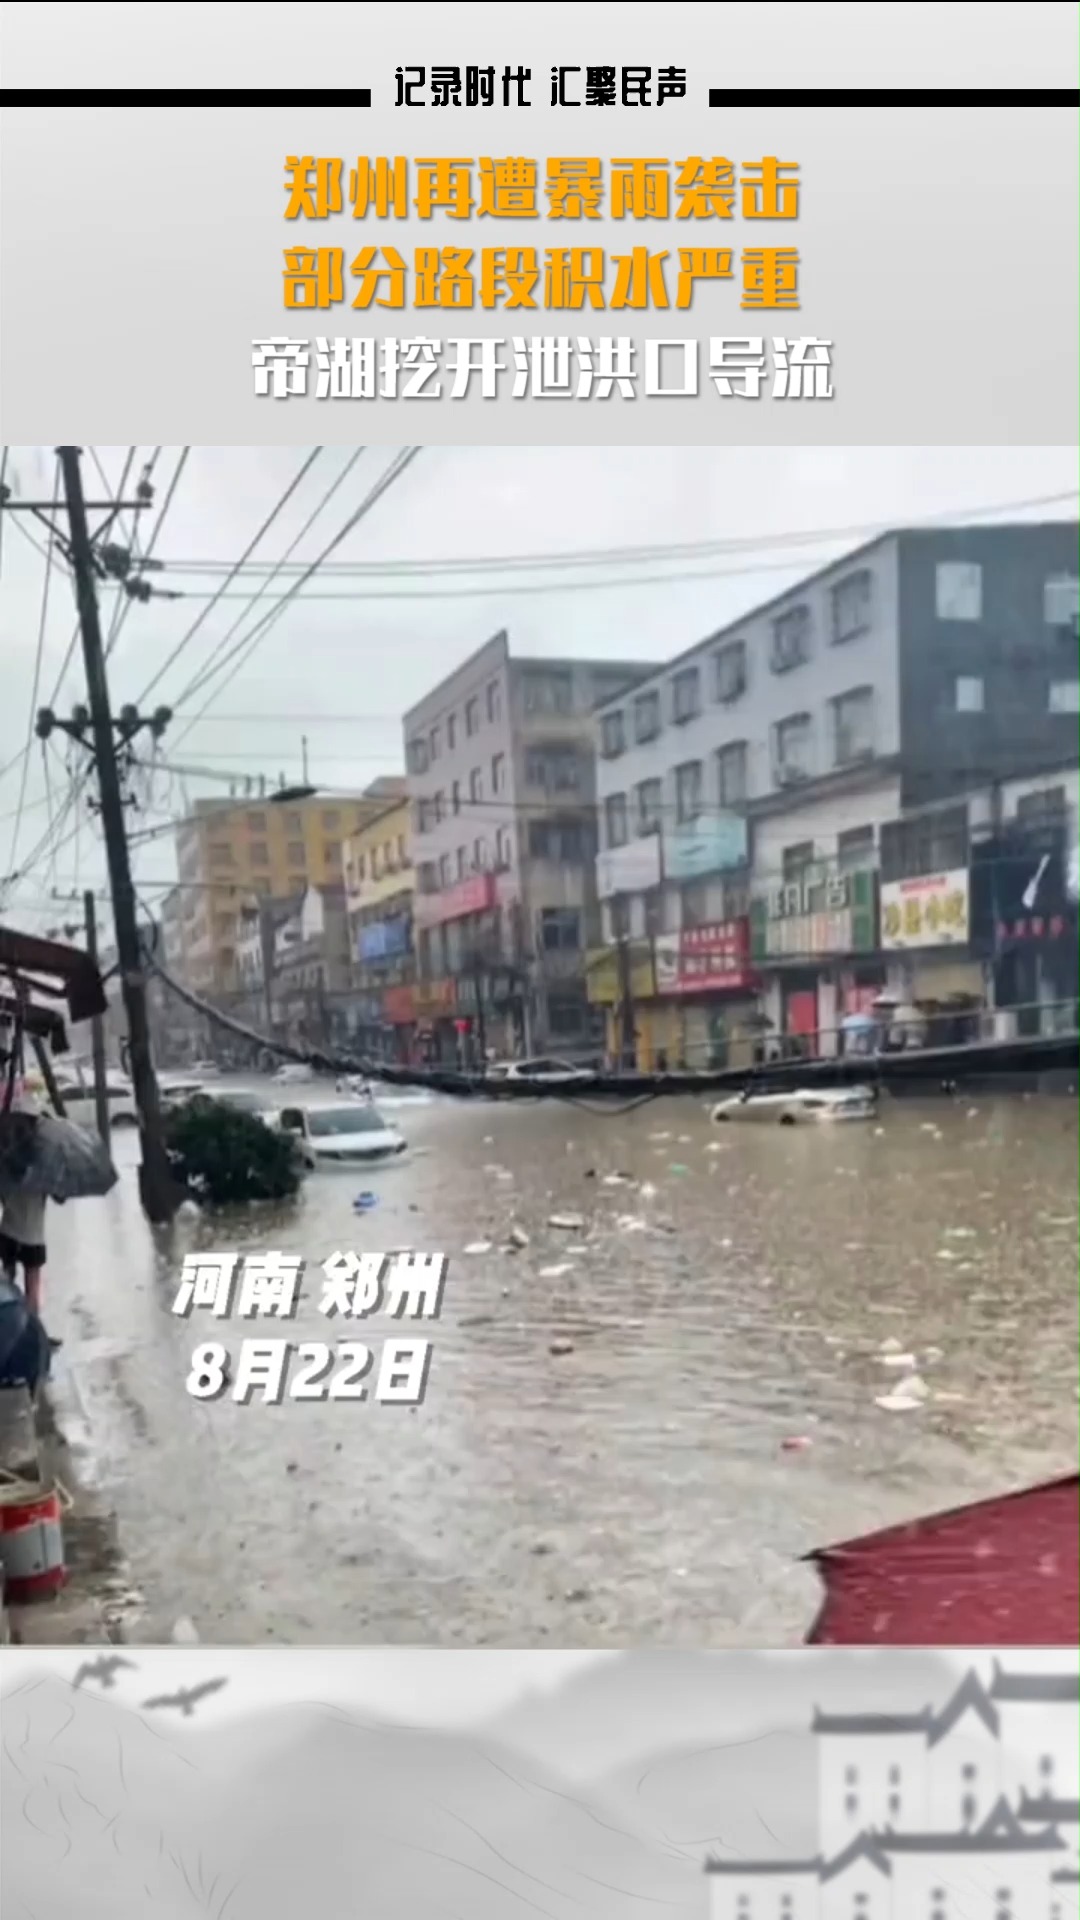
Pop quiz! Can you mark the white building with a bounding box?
[706,1665,1079,1920]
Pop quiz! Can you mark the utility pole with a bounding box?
[83,889,111,1143]
[615,912,636,1069]
[56,446,177,1222]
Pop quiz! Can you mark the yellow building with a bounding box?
[343,796,415,1051]
[175,778,406,995]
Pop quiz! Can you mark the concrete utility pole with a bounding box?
[56,446,177,1222]
[82,888,111,1144]
[615,914,636,1069]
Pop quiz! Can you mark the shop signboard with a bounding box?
[751,867,878,961]
[655,919,756,994]
[382,985,415,1024]
[415,872,496,929]
[585,944,655,1004]
[662,814,747,881]
[357,916,411,963]
[596,834,661,901]
[880,868,969,950]
[413,977,456,1017]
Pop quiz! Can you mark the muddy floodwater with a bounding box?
[48,1083,1078,1646]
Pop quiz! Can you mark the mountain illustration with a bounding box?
[1,1671,702,1920]
[482,1648,962,1781]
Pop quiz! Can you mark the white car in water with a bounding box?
[26,1062,139,1128]
[712,1084,878,1126]
[276,1099,407,1169]
[484,1056,595,1087]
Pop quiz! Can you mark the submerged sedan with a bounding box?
[276,1100,407,1168]
[712,1084,878,1126]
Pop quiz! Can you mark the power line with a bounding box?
[136,446,324,704]
[170,447,422,733]
[103,444,191,664]
[150,486,1080,582]
[160,448,368,727]
[6,462,60,874]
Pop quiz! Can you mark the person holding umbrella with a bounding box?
[0,1187,48,1319]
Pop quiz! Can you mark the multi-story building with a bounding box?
[403,630,657,1062]
[591,522,1079,1065]
[343,791,414,1060]
[267,884,351,1043]
[172,780,404,1000]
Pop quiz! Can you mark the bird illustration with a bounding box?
[141,1677,229,1717]
[72,1655,139,1691]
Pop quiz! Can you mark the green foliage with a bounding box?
[164,1097,300,1207]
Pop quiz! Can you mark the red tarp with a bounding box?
[805,1475,1080,1646]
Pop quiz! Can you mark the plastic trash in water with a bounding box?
[353,1192,379,1211]
[464,1241,494,1255]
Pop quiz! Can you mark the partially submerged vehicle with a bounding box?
[712,1083,878,1125]
[276,1099,407,1169]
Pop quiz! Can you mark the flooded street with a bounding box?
[48,1084,1078,1647]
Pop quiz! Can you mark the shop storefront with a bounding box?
[412,977,458,1063]
[972,827,1078,1036]
[880,867,987,1020]
[381,983,417,1062]
[750,867,880,1057]
[653,919,759,1069]
[585,943,656,1067]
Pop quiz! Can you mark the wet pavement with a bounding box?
[45,1081,1079,1647]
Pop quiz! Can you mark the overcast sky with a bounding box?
[0,444,1075,933]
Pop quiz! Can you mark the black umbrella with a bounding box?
[0,1110,118,1200]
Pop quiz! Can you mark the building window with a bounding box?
[456,847,468,880]
[251,841,269,866]
[716,740,748,807]
[1039,1753,1055,1780]
[772,712,813,782]
[525,747,580,792]
[784,841,815,882]
[324,842,341,867]
[495,826,512,868]
[487,679,501,722]
[1017,785,1067,827]
[1049,678,1080,713]
[522,668,573,715]
[601,710,626,757]
[528,818,590,861]
[713,640,748,703]
[539,907,582,951]
[635,777,663,834]
[993,1890,1012,1920]
[930,1887,947,1920]
[887,1792,901,1818]
[432,791,447,824]
[451,779,461,815]
[770,603,811,671]
[287,873,305,894]
[835,827,875,878]
[438,853,451,888]
[287,840,305,864]
[831,685,876,764]
[634,689,661,742]
[473,838,487,869]
[844,1793,858,1817]
[246,811,266,831]
[491,753,506,794]
[831,567,873,642]
[954,674,985,712]
[881,802,967,881]
[605,793,629,848]
[407,736,429,773]
[446,712,457,750]
[961,1793,977,1825]
[671,665,702,724]
[674,759,703,822]
[465,697,480,736]
[1044,574,1080,626]
[322,809,340,830]
[936,560,982,621]
[470,768,483,801]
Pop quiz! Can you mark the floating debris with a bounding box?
[548,1212,585,1230]
[352,1192,379,1212]
[463,1241,494,1256]
[878,1352,918,1369]
[549,1338,575,1357]
[539,1264,574,1279]
[507,1225,530,1249]
[781,1435,813,1452]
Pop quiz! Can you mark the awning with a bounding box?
[805,1475,1079,1645]
[0,925,108,1023]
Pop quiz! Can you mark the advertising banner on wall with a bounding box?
[655,920,755,994]
[751,868,878,962]
[662,815,748,882]
[880,869,969,950]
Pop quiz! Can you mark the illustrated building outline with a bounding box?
[706,1664,1080,1919]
